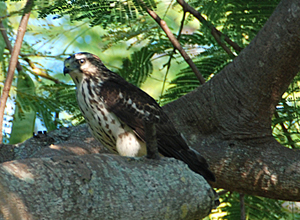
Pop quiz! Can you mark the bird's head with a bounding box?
[64,52,107,84]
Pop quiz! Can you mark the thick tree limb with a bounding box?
[0,154,218,219]
[163,0,300,201]
[0,124,104,163]
[0,126,218,218]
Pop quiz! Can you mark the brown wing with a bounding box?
[98,72,215,182]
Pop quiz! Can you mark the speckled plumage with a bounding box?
[64,52,215,182]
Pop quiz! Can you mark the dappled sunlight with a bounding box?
[49,144,62,150]
[253,165,278,190]
[50,144,92,155]
[242,158,279,190]
[217,156,279,191]
[0,191,33,219]
[49,143,101,155]
[0,161,36,218]
[2,161,34,183]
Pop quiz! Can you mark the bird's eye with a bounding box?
[78,58,86,64]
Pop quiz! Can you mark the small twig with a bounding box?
[1,53,61,83]
[240,193,246,220]
[159,11,187,102]
[35,21,88,53]
[211,28,235,57]
[176,0,243,54]
[23,58,61,83]
[0,29,61,84]
[0,0,33,144]
[143,119,160,160]
[137,0,206,84]
[0,22,23,72]
[0,9,24,22]
[3,52,70,59]
[162,0,173,19]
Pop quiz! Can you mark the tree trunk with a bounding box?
[163,0,300,201]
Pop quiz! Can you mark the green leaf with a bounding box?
[15,83,81,131]
[38,0,157,28]
[118,47,155,87]
[218,192,289,220]
[9,72,36,144]
[160,49,231,105]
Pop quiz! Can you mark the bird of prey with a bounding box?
[64,52,215,182]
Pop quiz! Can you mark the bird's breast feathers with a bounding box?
[76,78,146,156]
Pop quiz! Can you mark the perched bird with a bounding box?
[64,52,215,182]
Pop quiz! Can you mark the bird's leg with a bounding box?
[143,118,160,160]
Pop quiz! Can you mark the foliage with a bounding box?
[272,73,300,149]
[1,0,300,219]
[118,46,155,87]
[160,46,231,104]
[15,83,81,130]
[38,0,157,28]
[9,72,36,144]
[217,192,289,220]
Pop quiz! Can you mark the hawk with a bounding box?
[64,52,215,182]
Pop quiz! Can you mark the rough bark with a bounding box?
[0,124,104,163]
[163,0,300,201]
[0,153,217,220]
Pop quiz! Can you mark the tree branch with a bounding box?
[159,11,187,102]
[0,154,218,219]
[23,57,61,83]
[0,31,61,84]
[3,52,71,59]
[0,8,24,22]
[2,51,66,83]
[163,0,300,201]
[0,22,23,72]
[176,0,243,54]
[0,0,33,144]
[137,0,206,84]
